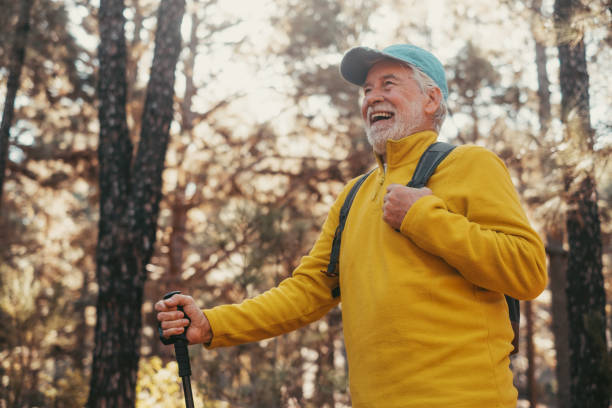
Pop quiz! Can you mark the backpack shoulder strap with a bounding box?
[326,169,374,298]
[408,141,456,188]
[326,169,374,278]
[505,295,520,355]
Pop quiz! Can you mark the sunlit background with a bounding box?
[0,0,610,406]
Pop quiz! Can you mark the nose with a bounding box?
[362,90,384,120]
[363,90,384,107]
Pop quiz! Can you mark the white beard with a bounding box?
[365,102,425,155]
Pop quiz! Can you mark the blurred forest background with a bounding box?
[0,0,611,407]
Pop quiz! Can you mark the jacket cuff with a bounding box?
[202,309,220,349]
[399,194,445,237]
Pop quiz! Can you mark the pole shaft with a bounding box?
[182,376,195,408]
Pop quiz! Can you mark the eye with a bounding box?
[363,87,371,94]
[384,80,395,87]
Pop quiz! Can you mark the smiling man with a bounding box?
[156,44,547,407]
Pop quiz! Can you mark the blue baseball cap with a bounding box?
[340,44,448,100]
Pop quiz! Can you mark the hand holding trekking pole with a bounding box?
[156,291,212,408]
[156,292,212,345]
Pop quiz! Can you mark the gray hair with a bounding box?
[403,63,448,133]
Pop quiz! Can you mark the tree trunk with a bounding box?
[129,0,186,262]
[88,0,137,405]
[87,0,185,406]
[564,175,609,408]
[530,0,551,135]
[534,40,551,134]
[529,2,571,404]
[547,233,570,408]
[525,301,537,407]
[554,0,610,406]
[0,0,33,208]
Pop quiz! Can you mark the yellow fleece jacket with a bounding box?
[203,131,547,407]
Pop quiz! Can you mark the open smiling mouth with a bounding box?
[370,111,394,124]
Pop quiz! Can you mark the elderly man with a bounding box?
[156,44,547,407]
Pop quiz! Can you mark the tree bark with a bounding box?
[0,0,33,208]
[529,1,572,404]
[546,233,570,408]
[88,0,136,405]
[525,300,537,407]
[563,175,609,408]
[533,39,551,134]
[87,0,185,406]
[554,0,610,406]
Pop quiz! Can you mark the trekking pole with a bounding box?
[158,290,195,408]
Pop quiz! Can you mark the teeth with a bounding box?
[371,112,393,122]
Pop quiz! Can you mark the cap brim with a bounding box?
[340,47,398,86]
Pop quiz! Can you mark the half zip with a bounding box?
[368,130,438,201]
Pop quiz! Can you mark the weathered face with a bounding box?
[361,59,429,155]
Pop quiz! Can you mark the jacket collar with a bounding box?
[374,130,439,170]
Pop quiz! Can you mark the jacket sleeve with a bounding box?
[202,181,358,348]
[400,146,547,300]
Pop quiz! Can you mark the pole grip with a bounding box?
[159,291,195,407]
[159,290,190,345]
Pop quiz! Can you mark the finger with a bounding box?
[382,210,392,226]
[163,293,193,308]
[161,318,190,330]
[163,327,185,337]
[156,310,185,322]
[154,300,169,312]
[156,297,180,313]
[382,203,391,220]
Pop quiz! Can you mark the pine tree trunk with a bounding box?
[129,0,186,262]
[88,0,137,405]
[554,0,610,406]
[87,0,185,406]
[529,2,572,404]
[0,0,33,207]
[534,40,551,134]
[530,0,551,135]
[564,175,608,408]
[547,233,570,408]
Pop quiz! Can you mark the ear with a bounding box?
[423,87,442,116]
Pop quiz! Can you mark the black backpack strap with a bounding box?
[505,295,520,354]
[407,142,456,188]
[326,169,375,297]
